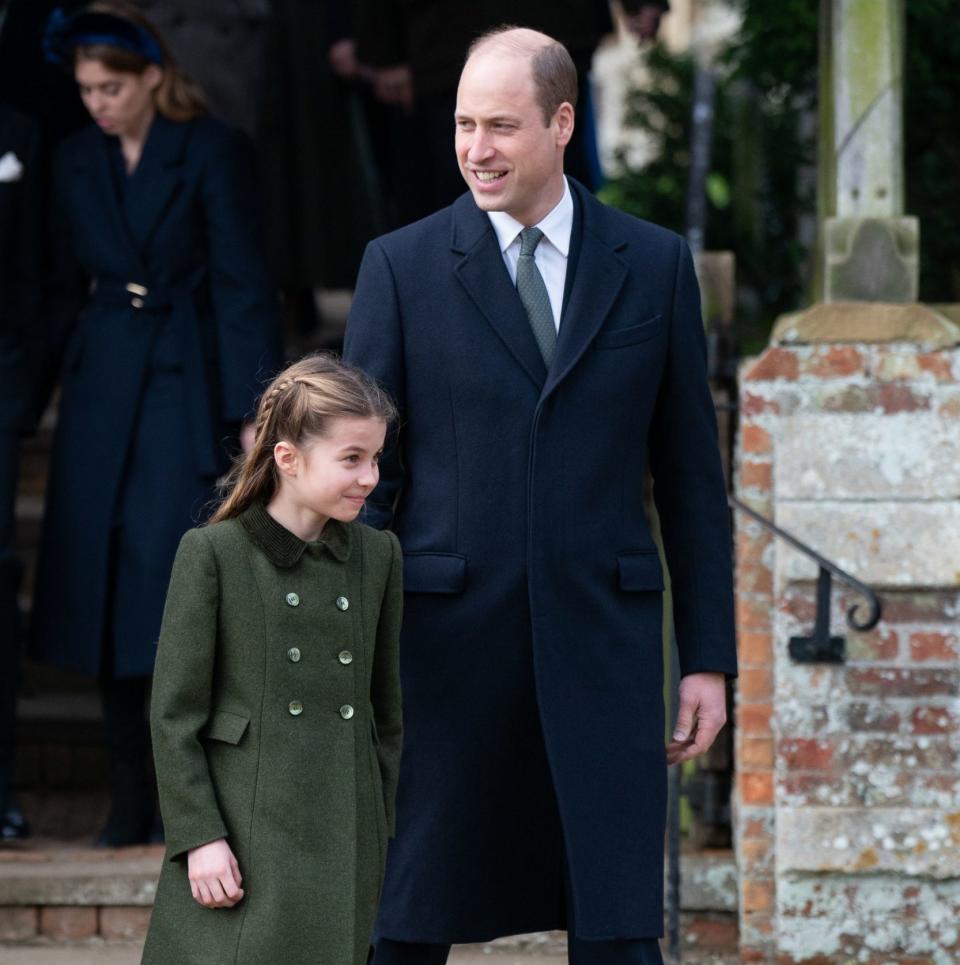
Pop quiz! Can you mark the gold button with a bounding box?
[289,700,303,716]
[287,647,301,663]
[336,596,349,611]
[339,704,354,720]
[131,297,144,308]
[286,592,300,607]
[338,650,353,665]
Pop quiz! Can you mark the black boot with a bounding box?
[96,675,154,847]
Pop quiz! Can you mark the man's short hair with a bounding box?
[467,26,578,126]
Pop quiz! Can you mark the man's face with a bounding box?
[455,48,572,227]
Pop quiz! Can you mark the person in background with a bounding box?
[0,102,41,841]
[32,0,280,847]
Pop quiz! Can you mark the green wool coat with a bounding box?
[141,502,403,965]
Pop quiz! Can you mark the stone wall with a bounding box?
[733,340,960,962]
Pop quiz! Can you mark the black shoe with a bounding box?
[1,803,31,841]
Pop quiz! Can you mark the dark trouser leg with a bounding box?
[97,654,153,846]
[0,433,20,820]
[372,939,451,964]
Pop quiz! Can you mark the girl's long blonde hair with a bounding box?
[77,1,207,122]
[210,354,397,524]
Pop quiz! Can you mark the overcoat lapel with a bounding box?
[451,195,547,389]
[543,182,628,399]
[72,129,142,280]
[124,114,187,253]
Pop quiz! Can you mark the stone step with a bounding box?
[0,843,737,955]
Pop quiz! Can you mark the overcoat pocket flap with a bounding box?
[203,710,250,745]
[403,553,467,594]
[618,551,665,591]
[595,314,664,350]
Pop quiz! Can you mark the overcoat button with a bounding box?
[286,592,300,607]
[131,297,144,308]
[289,700,303,716]
[336,596,349,611]
[338,650,353,665]
[287,647,301,663]
[339,704,354,720]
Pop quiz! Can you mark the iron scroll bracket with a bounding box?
[729,495,882,664]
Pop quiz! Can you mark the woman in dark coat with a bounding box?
[32,1,281,845]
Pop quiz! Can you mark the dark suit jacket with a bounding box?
[0,105,42,433]
[32,114,280,677]
[344,179,735,941]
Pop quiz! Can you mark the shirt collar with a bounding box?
[239,501,351,567]
[487,176,573,257]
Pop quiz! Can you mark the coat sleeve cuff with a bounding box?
[164,819,230,863]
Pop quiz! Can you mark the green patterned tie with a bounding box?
[516,227,556,367]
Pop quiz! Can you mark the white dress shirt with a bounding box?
[487,178,573,332]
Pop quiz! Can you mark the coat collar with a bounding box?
[239,502,351,568]
[449,178,629,398]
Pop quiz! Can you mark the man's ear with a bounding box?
[273,440,300,478]
[554,102,575,148]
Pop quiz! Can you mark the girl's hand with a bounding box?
[187,838,244,908]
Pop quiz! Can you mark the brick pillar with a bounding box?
[734,341,960,962]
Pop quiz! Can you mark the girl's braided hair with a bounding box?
[210,353,396,523]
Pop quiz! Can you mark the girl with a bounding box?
[34,1,280,845]
[142,354,403,965]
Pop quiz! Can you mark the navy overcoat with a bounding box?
[344,179,737,942]
[32,114,279,678]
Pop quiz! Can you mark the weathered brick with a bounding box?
[780,738,834,771]
[739,460,773,491]
[739,737,774,769]
[741,392,780,417]
[739,836,773,870]
[736,595,773,632]
[741,878,775,913]
[738,703,773,735]
[871,383,932,413]
[836,736,955,770]
[911,705,957,735]
[738,631,773,665]
[0,907,39,941]
[742,348,800,382]
[736,527,773,567]
[848,667,956,697]
[846,701,900,732]
[879,590,960,623]
[681,913,739,950]
[847,626,899,662]
[741,947,773,963]
[737,561,774,596]
[99,906,153,941]
[741,423,772,454]
[918,352,956,380]
[739,771,774,805]
[778,585,816,622]
[40,907,98,940]
[940,393,960,418]
[802,345,865,378]
[909,631,958,662]
[738,668,773,702]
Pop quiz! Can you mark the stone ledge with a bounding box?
[772,302,960,347]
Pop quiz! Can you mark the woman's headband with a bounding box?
[43,8,165,67]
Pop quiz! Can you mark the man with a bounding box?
[344,28,736,964]
[0,102,41,839]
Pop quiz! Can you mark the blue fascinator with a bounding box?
[43,7,164,66]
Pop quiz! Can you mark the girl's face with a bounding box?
[75,57,161,137]
[277,417,386,525]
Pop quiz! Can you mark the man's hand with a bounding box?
[328,38,360,80]
[666,672,727,766]
[187,838,244,908]
[373,65,414,111]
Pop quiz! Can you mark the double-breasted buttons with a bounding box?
[335,596,349,611]
[286,592,300,607]
[338,650,353,665]
[339,704,354,720]
[289,700,304,716]
[287,647,301,663]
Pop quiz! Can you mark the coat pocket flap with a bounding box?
[403,553,467,594]
[618,551,665,591]
[595,314,664,350]
[203,710,250,745]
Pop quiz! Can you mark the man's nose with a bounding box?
[467,131,494,163]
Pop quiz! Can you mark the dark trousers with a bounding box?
[373,852,664,965]
[0,432,19,813]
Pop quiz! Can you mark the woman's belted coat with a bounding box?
[142,505,403,965]
[32,114,280,677]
